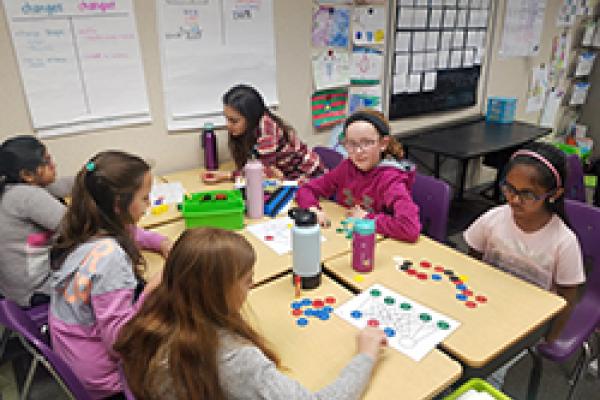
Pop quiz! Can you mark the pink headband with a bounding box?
[511,150,562,188]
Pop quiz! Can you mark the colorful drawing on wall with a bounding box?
[352,6,385,45]
[312,48,351,90]
[312,5,350,48]
[350,46,383,84]
[311,88,348,129]
[349,85,382,113]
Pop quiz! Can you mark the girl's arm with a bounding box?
[221,348,375,400]
[91,250,150,353]
[21,186,66,231]
[546,285,580,342]
[367,180,420,242]
[295,164,343,210]
[131,226,171,258]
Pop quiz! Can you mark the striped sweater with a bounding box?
[255,113,325,180]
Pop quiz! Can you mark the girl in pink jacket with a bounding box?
[296,111,421,242]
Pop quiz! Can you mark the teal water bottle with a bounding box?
[352,219,375,273]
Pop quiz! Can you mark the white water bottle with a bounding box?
[289,208,321,289]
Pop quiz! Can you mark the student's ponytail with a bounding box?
[383,136,405,161]
[52,151,149,279]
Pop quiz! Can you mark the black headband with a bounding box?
[343,112,390,137]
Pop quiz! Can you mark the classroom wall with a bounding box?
[0,1,574,178]
[580,54,600,160]
[485,0,566,126]
[0,0,316,177]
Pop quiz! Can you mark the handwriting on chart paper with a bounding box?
[165,9,203,40]
[232,0,260,20]
[78,2,116,12]
[4,0,150,132]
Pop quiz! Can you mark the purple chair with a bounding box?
[313,146,344,171]
[0,299,93,400]
[565,154,586,202]
[527,200,600,400]
[411,173,451,243]
[0,302,48,360]
[119,364,136,400]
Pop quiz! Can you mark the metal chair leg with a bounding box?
[527,347,542,400]
[0,328,11,362]
[566,341,592,400]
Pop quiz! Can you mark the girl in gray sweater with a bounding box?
[0,136,69,306]
[115,228,387,400]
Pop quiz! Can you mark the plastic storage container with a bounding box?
[443,378,511,400]
[180,190,244,230]
[486,97,517,124]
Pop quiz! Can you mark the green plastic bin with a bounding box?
[444,378,511,400]
[180,190,245,230]
[554,142,591,162]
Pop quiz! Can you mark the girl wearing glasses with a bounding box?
[296,110,421,242]
[465,142,584,343]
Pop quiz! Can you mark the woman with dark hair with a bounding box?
[202,84,324,183]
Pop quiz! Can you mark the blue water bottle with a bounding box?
[289,208,322,289]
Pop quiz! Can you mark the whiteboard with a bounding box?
[2,0,151,137]
[157,0,278,131]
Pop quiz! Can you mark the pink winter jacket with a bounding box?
[296,158,421,242]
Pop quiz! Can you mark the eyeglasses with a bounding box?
[500,181,552,205]
[342,139,378,153]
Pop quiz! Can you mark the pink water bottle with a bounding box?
[244,155,263,219]
[352,219,375,272]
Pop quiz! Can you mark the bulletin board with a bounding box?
[389,0,491,119]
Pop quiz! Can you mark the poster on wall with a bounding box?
[349,85,382,113]
[352,6,385,45]
[2,0,151,136]
[350,47,383,84]
[312,48,351,90]
[312,5,350,48]
[499,0,547,57]
[157,0,278,130]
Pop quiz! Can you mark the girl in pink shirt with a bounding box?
[296,110,421,242]
[50,151,171,399]
[465,142,585,342]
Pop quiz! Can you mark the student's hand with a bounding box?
[142,270,163,297]
[267,166,285,180]
[202,170,231,184]
[159,239,173,259]
[357,327,387,360]
[347,205,368,220]
[309,206,331,228]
